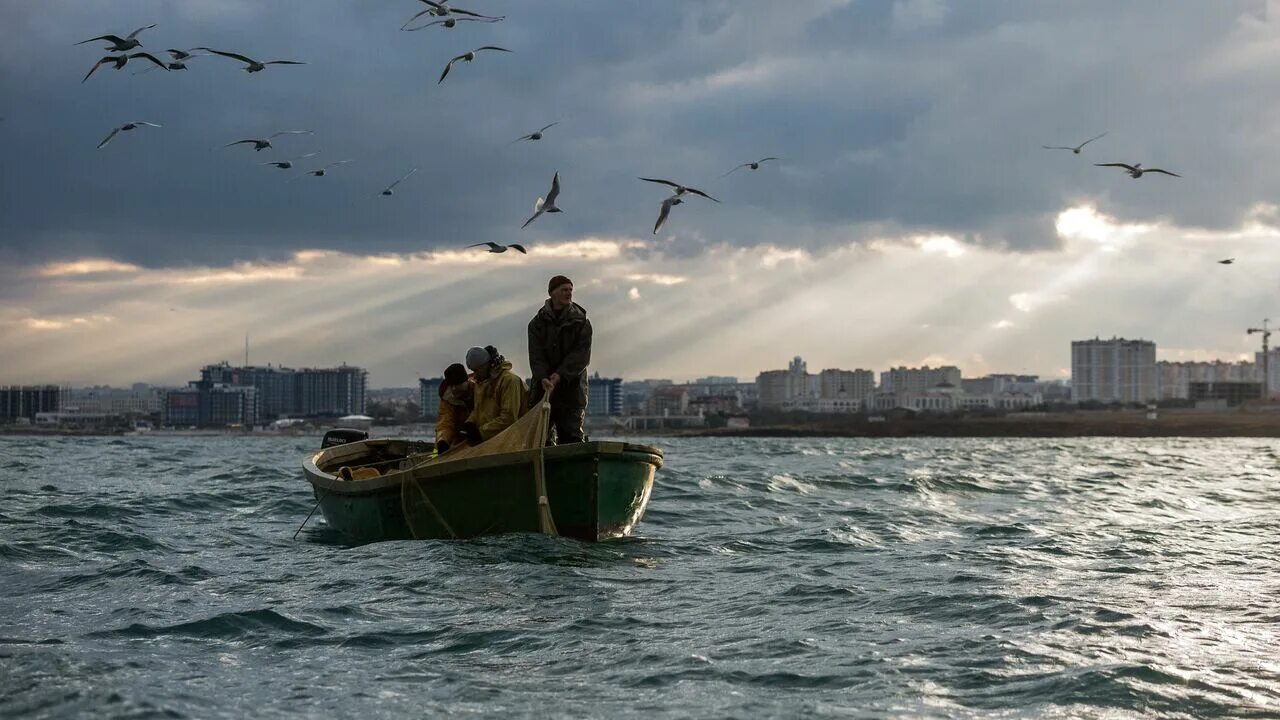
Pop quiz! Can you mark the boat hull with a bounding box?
[302,440,661,543]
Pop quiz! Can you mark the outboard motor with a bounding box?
[321,428,368,449]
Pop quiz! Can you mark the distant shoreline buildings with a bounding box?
[3,336,1277,429]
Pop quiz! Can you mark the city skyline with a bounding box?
[3,3,1279,386]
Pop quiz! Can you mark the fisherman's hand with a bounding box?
[458,422,482,444]
[549,372,561,387]
[541,378,555,393]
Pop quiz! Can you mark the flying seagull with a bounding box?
[97,121,161,149]
[403,16,502,31]
[197,48,305,73]
[1042,132,1107,154]
[294,160,353,179]
[76,24,156,53]
[82,52,168,82]
[653,195,682,235]
[438,46,511,84]
[522,172,562,229]
[134,49,211,74]
[723,157,779,176]
[466,242,527,254]
[1094,162,1181,179]
[1218,258,1235,265]
[261,152,319,170]
[224,130,314,151]
[416,1,504,20]
[514,122,559,143]
[639,177,720,202]
[154,48,211,71]
[378,168,418,196]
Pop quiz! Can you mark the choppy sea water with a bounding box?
[2,435,1278,719]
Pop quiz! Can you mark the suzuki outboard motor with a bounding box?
[321,428,368,449]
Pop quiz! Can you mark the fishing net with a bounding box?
[399,398,557,539]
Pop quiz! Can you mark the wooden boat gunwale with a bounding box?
[304,439,663,496]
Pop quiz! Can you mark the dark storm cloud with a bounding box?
[0,0,1275,268]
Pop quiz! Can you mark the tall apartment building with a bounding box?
[0,385,60,423]
[1255,348,1280,398]
[63,385,165,416]
[588,374,624,417]
[1071,337,1157,403]
[818,368,876,400]
[163,382,258,428]
[755,370,790,409]
[419,377,443,421]
[1156,360,1256,400]
[880,366,962,396]
[198,363,367,419]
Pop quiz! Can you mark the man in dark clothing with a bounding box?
[528,275,592,444]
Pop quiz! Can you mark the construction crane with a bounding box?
[1248,319,1272,399]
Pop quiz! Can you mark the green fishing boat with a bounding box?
[301,436,663,543]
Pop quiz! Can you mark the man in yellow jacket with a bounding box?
[457,345,528,445]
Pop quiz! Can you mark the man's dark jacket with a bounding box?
[528,300,592,407]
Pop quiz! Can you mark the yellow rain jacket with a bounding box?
[466,360,529,441]
[435,380,474,447]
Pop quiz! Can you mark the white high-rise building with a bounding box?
[879,366,962,397]
[819,369,876,401]
[1071,337,1157,403]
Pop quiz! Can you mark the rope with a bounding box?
[532,400,558,536]
[400,470,457,540]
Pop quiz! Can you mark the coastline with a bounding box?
[682,410,1280,438]
[4,411,1280,439]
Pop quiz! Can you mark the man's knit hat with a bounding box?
[465,346,490,371]
[547,275,572,294]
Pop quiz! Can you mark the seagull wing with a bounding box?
[1145,168,1181,177]
[268,130,313,138]
[225,139,261,148]
[685,187,720,203]
[654,198,674,235]
[76,34,126,46]
[134,122,162,128]
[97,126,122,149]
[401,10,437,29]
[475,46,512,53]
[126,24,157,40]
[82,57,115,83]
[199,48,257,66]
[639,177,681,190]
[324,160,353,169]
[545,172,561,205]
[508,243,527,254]
[264,61,305,67]
[522,208,546,229]
[465,242,501,250]
[538,122,559,134]
[758,157,779,163]
[439,57,461,83]
[291,152,320,161]
[387,168,418,190]
[1095,163,1137,171]
[1041,145,1074,151]
[452,8,505,19]
[721,163,751,177]
[129,52,169,70]
[1076,132,1107,150]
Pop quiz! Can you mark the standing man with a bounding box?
[528,275,592,444]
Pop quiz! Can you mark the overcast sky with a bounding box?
[3,0,1279,387]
